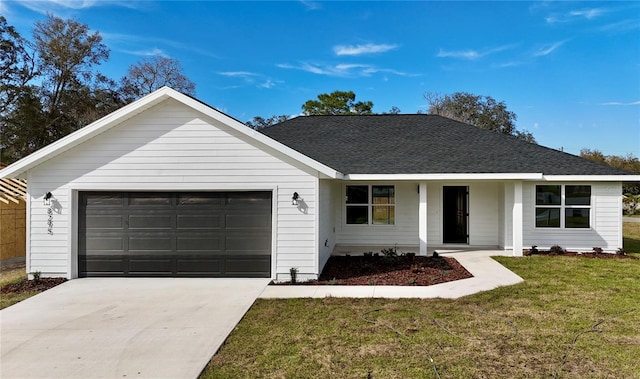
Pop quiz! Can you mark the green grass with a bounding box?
[624,222,640,253]
[201,235,640,378]
[0,267,37,310]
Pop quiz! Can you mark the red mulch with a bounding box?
[1,278,67,294]
[274,255,473,286]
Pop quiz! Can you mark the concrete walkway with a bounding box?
[1,278,270,379]
[259,251,524,299]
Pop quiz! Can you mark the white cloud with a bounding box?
[277,62,412,78]
[599,101,640,106]
[13,0,138,14]
[437,44,516,60]
[218,71,259,78]
[260,80,275,89]
[300,0,321,11]
[533,40,567,57]
[333,43,398,56]
[546,7,607,24]
[121,48,168,57]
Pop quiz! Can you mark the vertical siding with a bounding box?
[523,182,622,251]
[334,182,419,246]
[26,99,318,278]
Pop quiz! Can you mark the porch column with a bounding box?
[512,181,523,256]
[419,182,428,256]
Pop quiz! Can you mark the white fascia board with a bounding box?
[542,175,640,182]
[343,173,544,181]
[0,86,343,180]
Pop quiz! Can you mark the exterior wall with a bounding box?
[0,199,26,260]
[333,181,501,249]
[318,179,336,271]
[426,182,501,247]
[333,181,419,247]
[25,99,319,279]
[522,182,622,251]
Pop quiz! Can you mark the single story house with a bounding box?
[1,87,637,280]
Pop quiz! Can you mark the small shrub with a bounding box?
[616,247,627,256]
[380,247,398,258]
[363,251,373,259]
[328,278,337,285]
[289,267,298,284]
[367,280,377,286]
[530,245,538,255]
[592,247,603,254]
[411,263,422,273]
[432,251,440,258]
[30,271,42,283]
[407,277,416,285]
[550,245,565,254]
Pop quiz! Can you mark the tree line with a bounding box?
[1,15,195,164]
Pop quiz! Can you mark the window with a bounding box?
[535,185,591,228]
[346,185,395,225]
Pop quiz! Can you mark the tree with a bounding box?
[302,90,373,115]
[246,115,290,129]
[1,15,123,164]
[385,106,401,114]
[0,16,37,117]
[120,56,195,100]
[425,92,535,143]
[580,149,640,195]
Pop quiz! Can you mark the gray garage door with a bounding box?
[78,191,272,277]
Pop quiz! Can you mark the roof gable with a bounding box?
[0,87,341,179]
[261,115,636,177]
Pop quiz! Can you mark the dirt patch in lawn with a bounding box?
[274,254,473,286]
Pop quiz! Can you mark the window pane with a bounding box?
[372,185,395,205]
[346,186,368,204]
[346,206,368,224]
[566,185,591,205]
[372,206,395,225]
[536,185,561,205]
[129,193,171,206]
[536,208,560,227]
[566,208,590,228]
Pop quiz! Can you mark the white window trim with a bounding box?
[344,184,396,226]
[534,184,592,230]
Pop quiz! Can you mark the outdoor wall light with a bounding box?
[292,192,300,205]
[43,192,53,206]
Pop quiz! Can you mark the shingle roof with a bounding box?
[260,114,634,176]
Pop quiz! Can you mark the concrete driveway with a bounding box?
[0,278,270,379]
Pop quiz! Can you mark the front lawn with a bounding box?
[0,268,35,310]
[202,253,640,378]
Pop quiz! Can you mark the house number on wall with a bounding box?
[47,207,53,235]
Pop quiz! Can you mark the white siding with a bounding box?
[427,182,500,247]
[26,99,319,279]
[318,180,336,272]
[523,182,622,251]
[334,182,419,247]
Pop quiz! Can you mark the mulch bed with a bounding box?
[1,278,67,294]
[524,250,637,259]
[273,255,473,286]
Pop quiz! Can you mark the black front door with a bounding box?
[443,186,468,244]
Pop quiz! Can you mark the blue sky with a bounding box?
[3,0,639,156]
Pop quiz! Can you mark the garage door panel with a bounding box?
[79,191,272,278]
[128,258,173,275]
[85,236,125,251]
[128,236,173,251]
[177,214,222,229]
[225,257,271,277]
[128,214,174,229]
[177,237,222,251]
[176,258,223,276]
[85,215,124,229]
[226,214,272,229]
